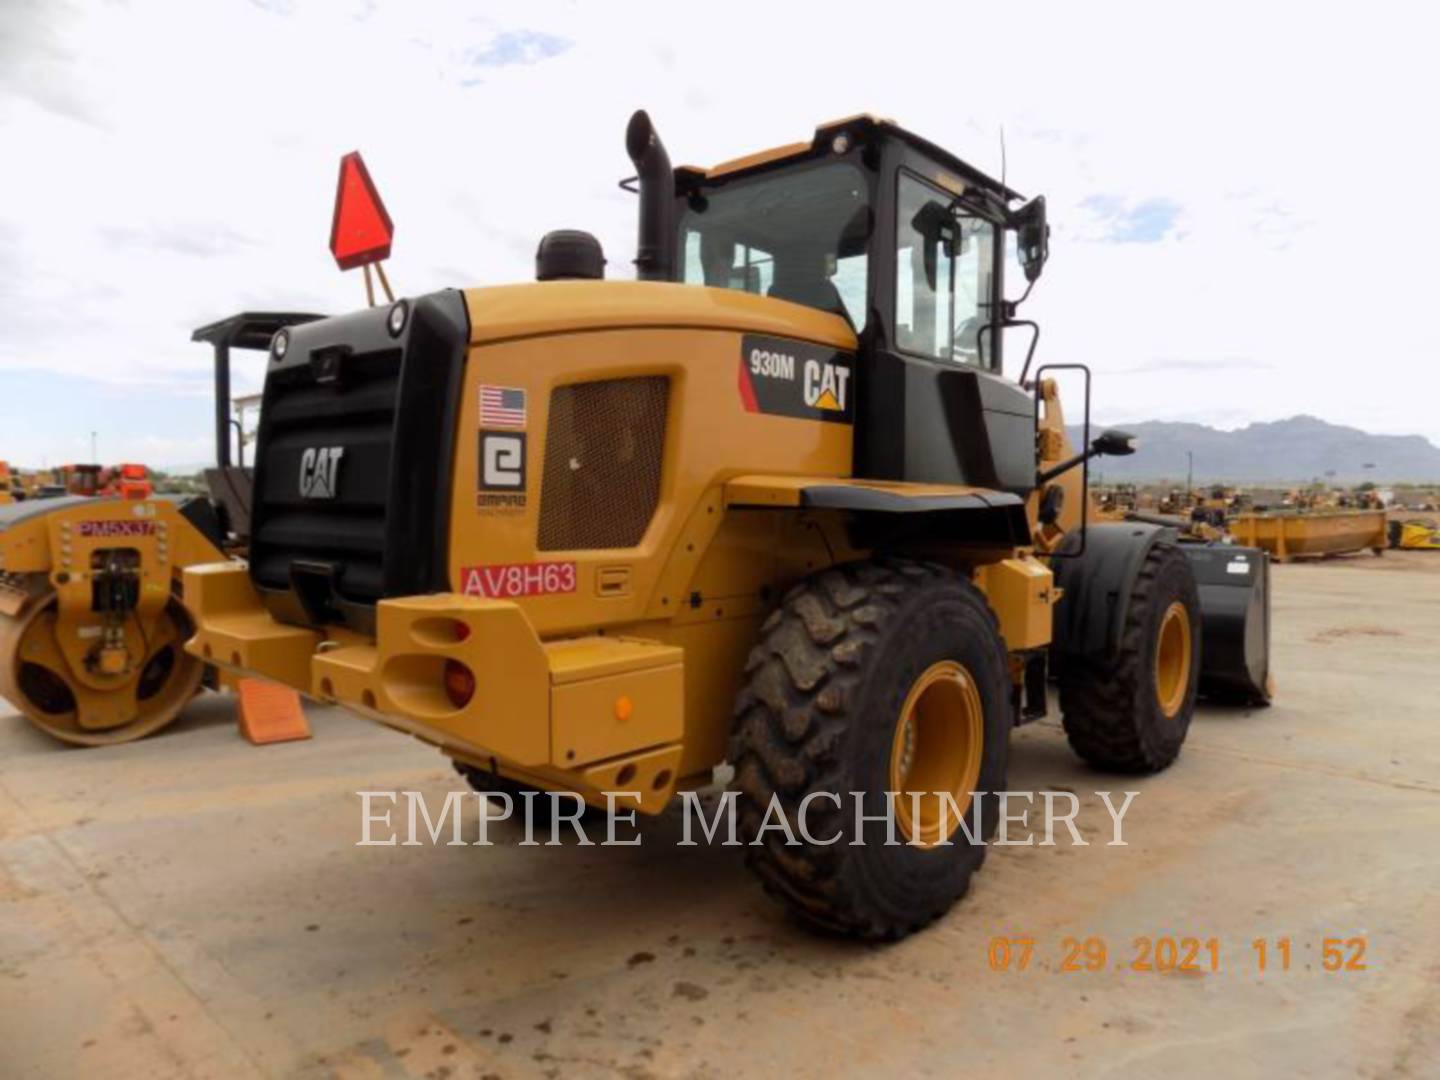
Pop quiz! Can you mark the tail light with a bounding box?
[444,660,475,709]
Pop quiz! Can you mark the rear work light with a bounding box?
[444,660,475,709]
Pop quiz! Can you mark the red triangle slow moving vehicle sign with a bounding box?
[329,151,394,270]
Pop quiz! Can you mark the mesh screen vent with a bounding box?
[537,376,669,551]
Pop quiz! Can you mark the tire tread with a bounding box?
[729,557,1006,940]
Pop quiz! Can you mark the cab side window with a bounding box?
[895,173,996,365]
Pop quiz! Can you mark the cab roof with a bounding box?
[678,113,1024,204]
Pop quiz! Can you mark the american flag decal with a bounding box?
[479,385,527,428]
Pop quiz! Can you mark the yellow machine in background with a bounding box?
[0,462,17,506]
[0,497,225,744]
[0,313,319,745]
[1230,509,1388,562]
[1390,519,1440,550]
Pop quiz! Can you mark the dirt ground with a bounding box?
[2,552,1438,1079]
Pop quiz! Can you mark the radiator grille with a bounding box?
[538,377,668,551]
[251,351,400,605]
[246,291,468,631]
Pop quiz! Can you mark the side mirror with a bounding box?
[1091,428,1138,457]
[911,200,962,291]
[1015,195,1049,283]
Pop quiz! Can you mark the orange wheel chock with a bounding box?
[236,678,312,745]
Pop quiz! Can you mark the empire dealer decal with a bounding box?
[737,334,855,424]
[476,430,527,512]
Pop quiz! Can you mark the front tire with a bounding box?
[1058,541,1201,773]
[728,558,1011,940]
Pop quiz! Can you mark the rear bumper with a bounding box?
[183,562,684,811]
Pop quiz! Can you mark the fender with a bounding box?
[1050,521,1178,665]
[723,474,1031,546]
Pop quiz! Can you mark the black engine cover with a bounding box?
[248,290,469,632]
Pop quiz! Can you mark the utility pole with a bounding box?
[1186,451,1194,496]
[90,431,97,463]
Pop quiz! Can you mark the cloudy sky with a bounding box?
[2,0,1437,467]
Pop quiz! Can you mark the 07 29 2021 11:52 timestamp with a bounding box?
[985,935,1369,973]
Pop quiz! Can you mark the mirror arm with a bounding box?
[1002,281,1036,320]
[1037,433,1134,486]
[1036,448,1095,487]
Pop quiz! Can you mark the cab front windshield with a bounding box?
[678,161,870,329]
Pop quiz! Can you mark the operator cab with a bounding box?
[629,112,1051,495]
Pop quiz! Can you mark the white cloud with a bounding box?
[2,0,1438,466]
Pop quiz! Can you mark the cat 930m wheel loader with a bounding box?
[182,111,1272,938]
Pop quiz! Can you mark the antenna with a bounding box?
[999,124,1007,194]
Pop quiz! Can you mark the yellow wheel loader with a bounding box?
[182,112,1272,937]
[0,314,320,745]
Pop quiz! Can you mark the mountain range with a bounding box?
[107,417,1440,486]
[1072,415,1440,484]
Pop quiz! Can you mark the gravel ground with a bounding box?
[2,551,1437,1078]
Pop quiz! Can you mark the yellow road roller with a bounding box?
[0,314,320,745]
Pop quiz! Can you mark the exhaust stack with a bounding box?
[626,110,675,282]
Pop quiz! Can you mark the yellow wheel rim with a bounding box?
[888,660,985,847]
[1155,601,1192,719]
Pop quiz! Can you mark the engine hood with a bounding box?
[460,280,857,352]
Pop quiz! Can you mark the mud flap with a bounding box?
[1180,544,1272,705]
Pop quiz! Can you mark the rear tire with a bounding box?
[728,558,1011,940]
[1058,541,1201,773]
